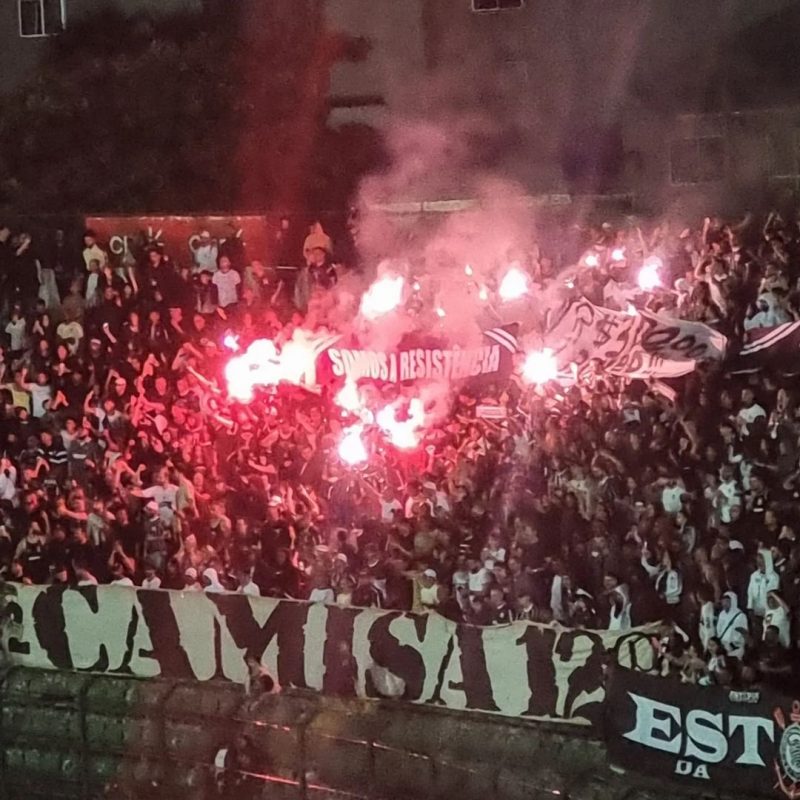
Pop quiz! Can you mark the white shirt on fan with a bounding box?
[212,269,241,307]
[737,403,766,435]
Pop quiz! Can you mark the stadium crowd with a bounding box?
[0,210,799,692]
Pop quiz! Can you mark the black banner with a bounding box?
[729,321,800,375]
[606,668,800,798]
[314,326,519,387]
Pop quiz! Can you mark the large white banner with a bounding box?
[547,299,727,379]
[7,585,656,727]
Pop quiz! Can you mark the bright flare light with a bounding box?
[611,248,625,262]
[225,360,255,402]
[522,348,558,386]
[638,257,663,291]
[377,398,425,450]
[223,333,240,351]
[360,274,405,319]
[223,331,319,400]
[224,339,281,402]
[277,331,318,385]
[478,286,489,302]
[464,264,473,277]
[435,307,446,318]
[498,265,529,302]
[584,253,600,268]
[335,381,362,414]
[338,425,367,466]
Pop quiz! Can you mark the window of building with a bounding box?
[472,0,524,12]
[669,136,725,184]
[768,130,800,178]
[19,0,65,38]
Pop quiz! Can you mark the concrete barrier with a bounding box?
[0,667,736,800]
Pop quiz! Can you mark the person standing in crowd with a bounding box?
[747,549,780,632]
[218,223,246,271]
[10,233,40,313]
[212,256,241,310]
[192,230,218,275]
[603,573,631,632]
[82,230,108,272]
[308,246,338,291]
[302,221,332,265]
[716,592,748,659]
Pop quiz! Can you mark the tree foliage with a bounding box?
[0,3,385,215]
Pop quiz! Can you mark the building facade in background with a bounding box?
[0,0,203,94]
[2,0,800,213]
[324,0,800,214]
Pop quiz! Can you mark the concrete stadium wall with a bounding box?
[0,666,740,800]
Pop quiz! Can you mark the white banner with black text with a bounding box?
[7,585,656,727]
[547,299,727,379]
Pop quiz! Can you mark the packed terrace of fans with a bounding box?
[0,210,798,692]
